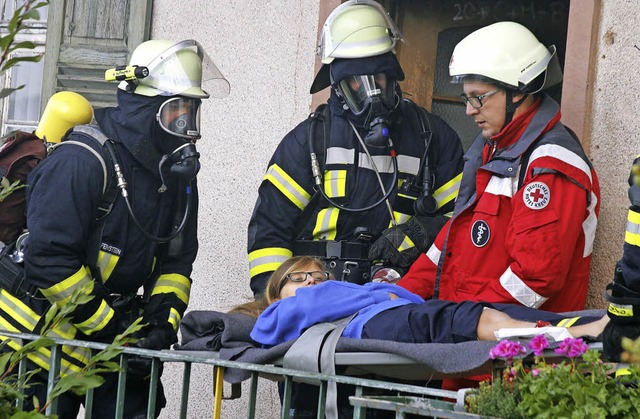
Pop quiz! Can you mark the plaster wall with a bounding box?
[150,1,320,418]
[587,0,640,308]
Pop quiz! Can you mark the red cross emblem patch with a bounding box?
[523,181,550,210]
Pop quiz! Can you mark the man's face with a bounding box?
[462,81,506,139]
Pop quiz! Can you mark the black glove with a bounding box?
[127,323,177,378]
[368,215,447,269]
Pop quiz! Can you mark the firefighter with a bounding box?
[1,39,229,418]
[603,156,640,361]
[247,0,464,297]
[398,21,600,313]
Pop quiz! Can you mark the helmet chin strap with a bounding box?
[503,90,528,126]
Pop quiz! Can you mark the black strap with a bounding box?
[293,239,369,260]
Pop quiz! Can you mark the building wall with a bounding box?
[587,0,640,308]
[148,0,638,417]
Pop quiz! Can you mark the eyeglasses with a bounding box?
[460,89,501,109]
[285,271,331,283]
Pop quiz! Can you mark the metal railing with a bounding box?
[0,330,479,419]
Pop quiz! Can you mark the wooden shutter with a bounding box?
[40,0,153,112]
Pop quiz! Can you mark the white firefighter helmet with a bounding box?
[118,39,230,99]
[449,21,562,93]
[318,0,402,64]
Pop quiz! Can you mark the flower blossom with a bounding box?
[489,339,526,362]
[554,337,589,358]
[528,334,549,356]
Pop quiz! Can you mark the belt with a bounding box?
[294,240,369,260]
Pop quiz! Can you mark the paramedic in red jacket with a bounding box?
[397,22,600,313]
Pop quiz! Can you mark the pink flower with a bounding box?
[490,339,526,362]
[531,368,540,377]
[528,334,549,356]
[554,337,589,358]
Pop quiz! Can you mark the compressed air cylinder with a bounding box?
[35,91,94,143]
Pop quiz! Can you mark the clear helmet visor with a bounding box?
[144,40,230,99]
[157,97,202,140]
[338,73,394,115]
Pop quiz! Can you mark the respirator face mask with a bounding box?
[338,73,396,147]
[157,97,202,188]
[157,97,202,140]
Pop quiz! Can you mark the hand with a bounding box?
[368,215,447,269]
[127,324,176,378]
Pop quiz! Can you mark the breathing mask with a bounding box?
[337,73,396,147]
[157,96,202,140]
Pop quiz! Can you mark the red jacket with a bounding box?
[398,95,600,312]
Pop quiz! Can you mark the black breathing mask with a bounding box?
[158,142,200,192]
[337,73,397,147]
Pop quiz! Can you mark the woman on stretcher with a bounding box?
[232,256,608,347]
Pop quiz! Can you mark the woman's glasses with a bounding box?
[285,271,331,282]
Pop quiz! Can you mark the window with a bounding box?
[0,1,48,135]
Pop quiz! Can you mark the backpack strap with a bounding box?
[53,125,119,282]
[293,104,331,236]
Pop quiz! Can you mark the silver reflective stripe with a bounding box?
[396,154,420,175]
[583,191,598,257]
[265,164,311,210]
[325,147,354,164]
[426,245,441,265]
[359,153,394,173]
[484,176,516,198]
[527,144,592,184]
[499,267,548,308]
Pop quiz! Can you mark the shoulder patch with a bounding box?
[523,181,550,210]
[471,220,490,247]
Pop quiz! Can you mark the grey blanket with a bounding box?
[176,309,605,383]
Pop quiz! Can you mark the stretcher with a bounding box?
[176,309,606,417]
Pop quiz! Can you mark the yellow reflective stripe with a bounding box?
[0,335,86,375]
[433,172,462,209]
[74,299,115,334]
[98,250,119,283]
[151,274,192,305]
[168,307,181,332]
[0,289,40,330]
[41,266,93,304]
[397,235,415,252]
[608,303,634,317]
[625,209,640,246]
[556,317,580,327]
[265,164,311,210]
[389,212,411,228]
[313,207,339,240]
[248,248,292,278]
[324,170,346,198]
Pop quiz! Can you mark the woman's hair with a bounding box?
[229,256,325,318]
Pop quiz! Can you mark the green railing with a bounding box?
[0,330,480,418]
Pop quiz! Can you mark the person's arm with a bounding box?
[247,121,316,295]
[138,182,199,349]
[428,113,465,215]
[396,220,449,298]
[474,172,592,307]
[25,139,122,340]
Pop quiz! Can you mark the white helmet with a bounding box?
[449,21,562,93]
[118,39,230,99]
[317,0,402,64]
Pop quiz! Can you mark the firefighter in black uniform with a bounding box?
[247,1,464,417]
[247,0,465,297]
[603,155,640,361]
[0,39,229,418]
